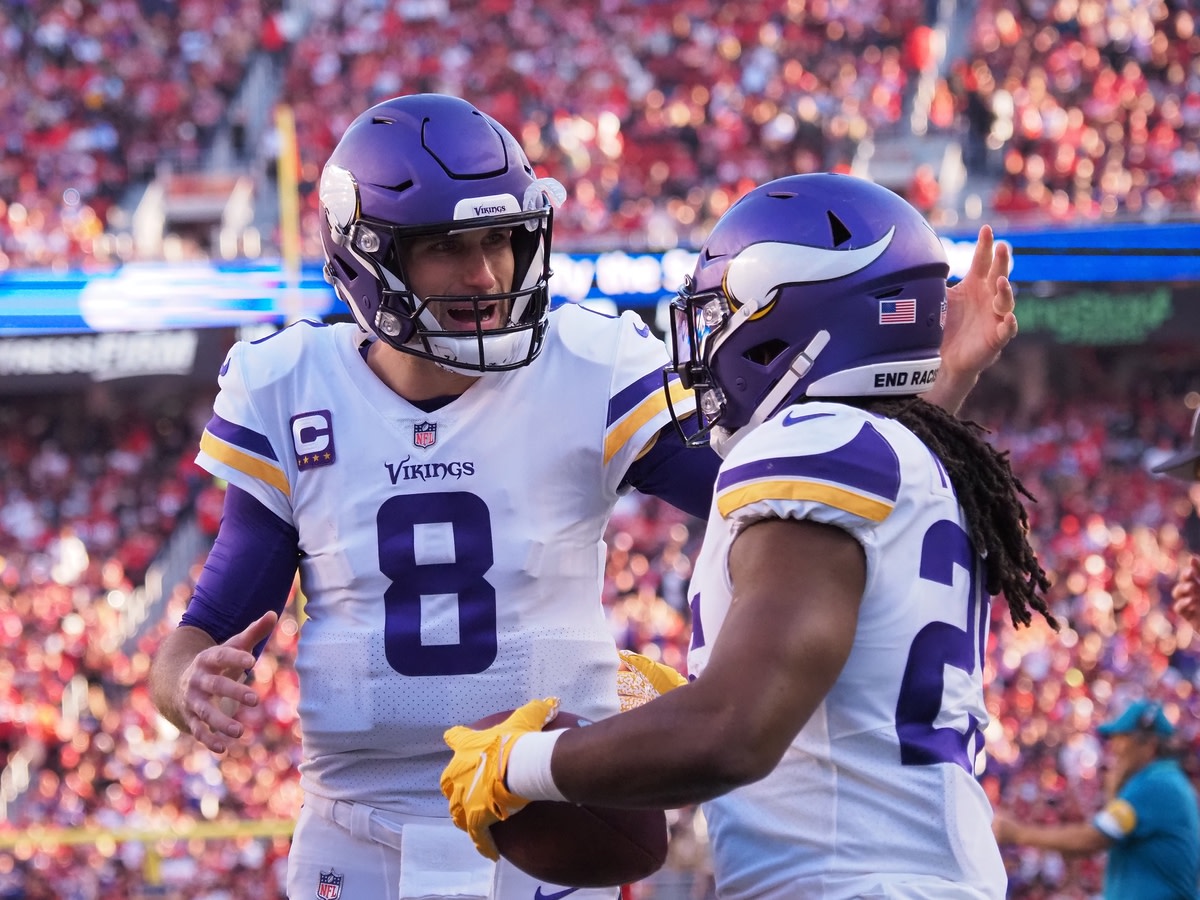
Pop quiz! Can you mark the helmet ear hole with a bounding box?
[743,338,789,367]
[330,254,358,283]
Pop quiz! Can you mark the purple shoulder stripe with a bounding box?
[204,413,279,461]
[717,422,901,501]
[607,367,670,427]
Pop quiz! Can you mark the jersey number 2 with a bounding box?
[895,519,989,773]
[377,492,498,676]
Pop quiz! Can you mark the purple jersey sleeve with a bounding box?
[180,484,300,644]
[623,420,720,519]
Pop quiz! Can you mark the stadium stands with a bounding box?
[944,0,1200,225]
[7,0,1197,271]
[3,1,1200,897]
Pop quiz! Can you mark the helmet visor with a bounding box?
[669,290,727,373]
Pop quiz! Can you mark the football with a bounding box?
[471,709,669,888]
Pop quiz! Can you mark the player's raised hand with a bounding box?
[1173,556,1200,629]
[617,650,687,712]
[441,698,560,860]
[179,611,276,754]
[941,224,1017,378]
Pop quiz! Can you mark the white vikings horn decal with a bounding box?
[725,227,896,307]
[319,165,360,230]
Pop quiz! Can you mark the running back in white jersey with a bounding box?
[686,402,1006,900]
[196,305,690,816]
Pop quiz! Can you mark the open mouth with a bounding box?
[444,302,500,330]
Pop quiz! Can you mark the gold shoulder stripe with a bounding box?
[717,479,892,522]
[1105,798,1137,834]
[603,380,694,465]
[200,431,291,497]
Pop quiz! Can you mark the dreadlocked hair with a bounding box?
[862,397,1056,630]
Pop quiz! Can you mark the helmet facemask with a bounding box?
[666,281,831,458]
[337,205,554,373]
[665,283,730,451]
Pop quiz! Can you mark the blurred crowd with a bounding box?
[0,0,267,270]
[0,344,1198,898]
[973,349,1200,898]
[0,383,295,900]
[5,0,1200,896]
[0,387,212,773]
[4,0,1200,270]
[274,0,923,258]
[947,0,1200,224]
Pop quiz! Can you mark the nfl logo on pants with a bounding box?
[316,869,343,900]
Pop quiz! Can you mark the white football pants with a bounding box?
[287,795,621,900]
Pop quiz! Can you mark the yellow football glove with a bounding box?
[441,698,559,860]
[617,650,688,712]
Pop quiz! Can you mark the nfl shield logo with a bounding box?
[414,421,437,449]
[316,870,342,900]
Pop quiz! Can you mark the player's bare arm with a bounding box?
[992,808,1112,855]
[149,611,276,754]
[927,224,1016,414]
[547,517,865,808]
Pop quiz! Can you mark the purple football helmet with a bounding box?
[667,173,949,456]
[318,94,563,372]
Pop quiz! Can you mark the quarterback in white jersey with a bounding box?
[441,174,1053,900]
[150,94,722,900]
[198,307,684,814]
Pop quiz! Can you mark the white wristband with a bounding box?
[505,729,568,802]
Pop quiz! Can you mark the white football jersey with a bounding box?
[196,306,689,815]
[687,403,1006,900]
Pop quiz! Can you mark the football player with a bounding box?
[442,173,1055,900]
[149,92,1019,900]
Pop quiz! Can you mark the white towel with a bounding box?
[398,822,496,900]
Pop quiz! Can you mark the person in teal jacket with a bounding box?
[993,699,1200,899]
